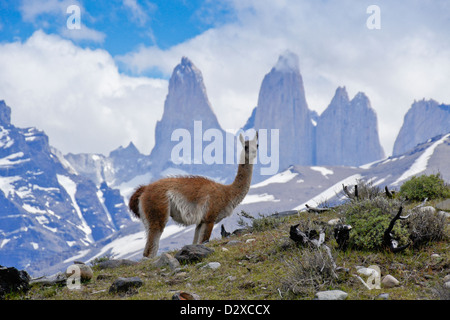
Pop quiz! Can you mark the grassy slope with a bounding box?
[16,201,450,301]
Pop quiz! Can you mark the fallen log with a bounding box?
[305,204,331,213]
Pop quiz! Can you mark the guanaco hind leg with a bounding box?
[143,228,163,257]
[193,222,214,244]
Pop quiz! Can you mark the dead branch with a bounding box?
[289,224,337,270]
[383,206,411,253]
[343,184,358,200]
[385,186,394,199]
[334,224,352,251]
[305,204,331,213]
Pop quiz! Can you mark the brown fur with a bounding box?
[128,185,145,218]
[129,133,258,257]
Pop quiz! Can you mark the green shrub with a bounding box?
[340,197,409,251]
[399,173,450,201]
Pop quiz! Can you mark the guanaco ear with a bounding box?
[239,133,245,146]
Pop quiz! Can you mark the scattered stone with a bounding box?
[66,263,94,282]
[96,259,139,270]
[201,262,221,270]
[109,277,143,294]
[315,290,348,300]
[0,266,31,298]
[327,218,341,226]
[245,239,256,243]
[174,244,214,264]
[381,275,400,288]
[443,274,450,282]
[357,267,379,277]
[376,293,390,300]
[431,253,442,262]
[153,253,180,270]
[221,247,229,252]
[226,276,237,281]
[444,282,450,289]
[172,291,200,300]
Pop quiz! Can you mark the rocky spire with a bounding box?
[252,51,315,170]
[149,57,234,179]
[0,100,12,126]
[315,87,385,166]
[393,99,450,156]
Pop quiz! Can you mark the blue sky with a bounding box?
[0,1,449,156]
[0,1,235,72]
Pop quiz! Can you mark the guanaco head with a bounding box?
[239,131,258,164]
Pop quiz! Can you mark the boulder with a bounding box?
[381,275,400,288]
[0,266,31,298]
[153,253,180,270]
[109,277,143,294]
[201,262,221,270]
[174,244,214,264]
[66,263,94,282]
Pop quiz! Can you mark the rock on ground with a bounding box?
[153,253,180,270]
[315,290,348,300]
[109,277,143,294]
[0,266,30,298]
[174,244,214,264]
[381,275,400,288]
[65,263,94,282]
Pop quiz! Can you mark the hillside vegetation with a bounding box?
[7,174,450,300]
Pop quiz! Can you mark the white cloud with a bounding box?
[19,0,106,43]
[59,23,106,43]
[117,0,450,155]
[20,0,80,22]
[0,30,167,155]
[122,0,154,26]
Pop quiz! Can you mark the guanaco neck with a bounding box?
[229,162,253,205]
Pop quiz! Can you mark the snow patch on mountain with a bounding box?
[57,174,93,245]
[251,168,298,188]
[393,133,450,185]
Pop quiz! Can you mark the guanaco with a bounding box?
[129,132,258,257]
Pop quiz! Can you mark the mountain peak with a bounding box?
[393,98,450,156]
[0,100,12,126]
[273,51,300,73]
[109,141,140,158]
[181,56,193,67]
[329,86,349,107]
